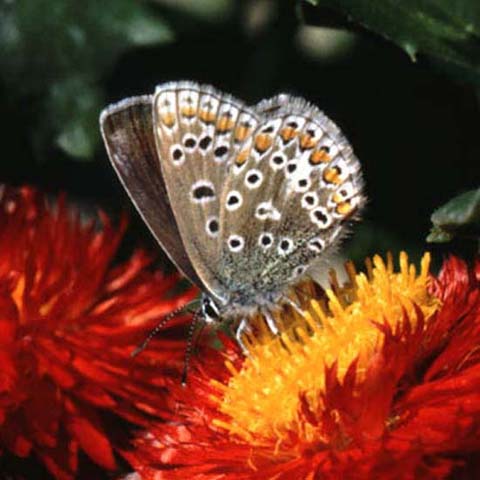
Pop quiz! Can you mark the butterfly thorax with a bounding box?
[209,273,299,319]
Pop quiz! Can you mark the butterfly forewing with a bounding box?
[100,96,207,289]
[152,82,260,303]
[216,95,364,304]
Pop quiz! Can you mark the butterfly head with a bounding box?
[201,294,221,324]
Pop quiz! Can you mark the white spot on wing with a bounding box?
[277,237,294,256]
[169,144,185,166]
[258,232,274,249]
[228,234,244,252]
[310,207,332,229]
[206,216,219,238]
[244,169,263,189]
[190,180,216,204]
[301,192,319,210]
[255,201,281,221]
[226,191,243,211]
[270,152,286,171]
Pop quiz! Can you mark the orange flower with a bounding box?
[125,253,480,480]
[0,186,196,480]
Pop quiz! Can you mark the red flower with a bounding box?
[124,254,480,480]
[0,186,196,480]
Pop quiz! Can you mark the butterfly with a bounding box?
[100,81,364,356]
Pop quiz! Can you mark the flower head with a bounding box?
[0,186,196,480]
[125,252,480,480]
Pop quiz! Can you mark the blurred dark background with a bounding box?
[1,0,479,269]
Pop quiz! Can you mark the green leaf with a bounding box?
[0,0,173,160]
[309,0,480,84]
[427,188,480,243]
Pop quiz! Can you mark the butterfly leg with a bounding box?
[263,310,279,336]
[282,296,305,316]
[236,318,251,354]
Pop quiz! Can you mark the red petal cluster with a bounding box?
[125,256,480,480]
[0,186,196,480]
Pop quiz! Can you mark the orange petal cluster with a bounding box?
[125,253,480,480]
[0,186,196,480]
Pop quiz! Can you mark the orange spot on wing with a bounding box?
[336,201,354,215]
[332,192,344,204]
[309,149,331,165]
[199,109,216,124]
[235,149,250,166]
[235,123,251,142]
[279,127,297,143]
[323,167,342,185]
[300,134,317,150]
[160,112,176,127]
[254,134,273,153]
[181,106,196,118]
[216,115,235,133]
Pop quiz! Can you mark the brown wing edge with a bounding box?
[99,95,206,290]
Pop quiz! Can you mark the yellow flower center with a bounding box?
[211,252,439,446]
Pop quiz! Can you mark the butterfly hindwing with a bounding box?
[217,94,364,302]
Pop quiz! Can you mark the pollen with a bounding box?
[212,253,439,446]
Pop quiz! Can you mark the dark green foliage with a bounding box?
[310,0,480,84]
[427,188,480,243]
[0,0,172,158]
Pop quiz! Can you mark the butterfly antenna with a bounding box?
[131,302,193,358]
[181,309,204,386]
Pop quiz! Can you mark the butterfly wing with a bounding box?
[100,95,205,289]
[151,81,261,303]
[217,94,364,305]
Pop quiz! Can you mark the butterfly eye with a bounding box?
[293,265,307,277]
